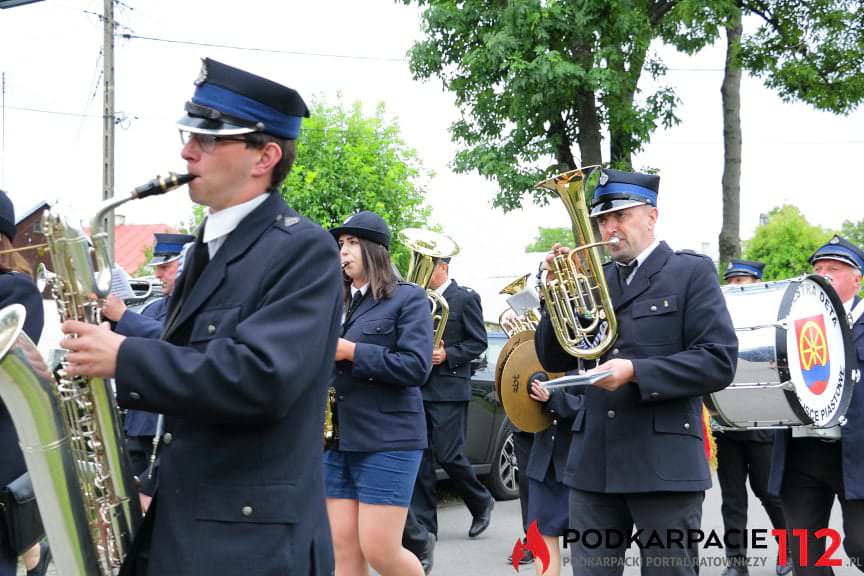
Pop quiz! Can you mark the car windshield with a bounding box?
[485,332,507,367]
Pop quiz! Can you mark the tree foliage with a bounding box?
[280,98,432,272]
[404,0,717,211]
[743,205,832,280]
[525,226,572,252]
[738,0,864,114]
[840,218,864,248]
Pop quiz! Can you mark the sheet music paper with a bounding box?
[542,370,615,390]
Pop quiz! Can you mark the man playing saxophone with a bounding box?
[534,167,738,576]
[60,58,342,576]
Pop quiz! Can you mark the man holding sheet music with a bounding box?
[533,167,738,576]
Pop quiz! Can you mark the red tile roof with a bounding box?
[114,224,177,274]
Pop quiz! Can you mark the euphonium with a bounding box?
[398,228,460,349]
[0,172,192,576]
[498,274,540,337]
[534,166,618,359]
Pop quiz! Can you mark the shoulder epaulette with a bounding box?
[675,249,709,259]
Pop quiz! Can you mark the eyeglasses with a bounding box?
[179,131,248,153]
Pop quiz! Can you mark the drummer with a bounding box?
[768,236,864,575]
[718,260,790,576]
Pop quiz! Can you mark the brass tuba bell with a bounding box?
[534,166,619,360]
[498,274,540,337]
[398,228,460,349]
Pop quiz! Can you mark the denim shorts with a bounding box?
[324,449,422,506]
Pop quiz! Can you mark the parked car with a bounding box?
[438,330,519,500]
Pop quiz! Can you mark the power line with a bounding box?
[121,33,407,62]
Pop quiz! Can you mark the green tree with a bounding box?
[525,226,571,252]
[840,218,864,248]
[280,98,432,272]
[404,0,717,211]
[743,205,832,280]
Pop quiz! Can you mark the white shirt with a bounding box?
[345,283,369,323]
[202,193,269,258]
[434,278,452,297]
[619,238,660,285]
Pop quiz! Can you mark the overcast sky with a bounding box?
[1,0,862,315]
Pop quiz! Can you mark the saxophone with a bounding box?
[0,173,192,575]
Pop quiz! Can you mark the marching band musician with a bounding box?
[101,232,195,479]
[717,259,790,576]
[60,58,343,576]
[768,235,864,575]
[406,254,492,567]
[0,190,51,576]
[534,168,738,576]
[326,211,433,576]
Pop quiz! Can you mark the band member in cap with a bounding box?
[405,255,491,554]
[101,232,194,479]
[534,167,738,575]
[60,58,342,576]
[718,260,790,576]
[769,235,864,575]
[326,210,433,576]
[0,190,52,576]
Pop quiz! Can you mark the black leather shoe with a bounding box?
[419,532,435,575]
[468,498,495,538]
[507,546,534,565]
[26,541,52,576]
[720,567,749,576]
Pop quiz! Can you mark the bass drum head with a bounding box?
[778,274,856,428]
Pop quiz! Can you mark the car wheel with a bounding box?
[485,426,519,500]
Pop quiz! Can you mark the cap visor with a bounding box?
[176,115,256,136]
[589,199,648,217]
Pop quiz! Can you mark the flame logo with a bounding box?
[511,520,550,573]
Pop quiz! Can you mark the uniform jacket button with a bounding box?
[162,433,173,445]
[683,422,691,430]
[207,324,216,335]
[129,391,141,400]
[551,434,556,441]
[650,305,658,312]
[241,505,253,517]
[612,348,620,355]
[338,395,345,401]
[650,392,660,398]
[607,410,616,419]
[552,418,558,425]
[337,369,343,376]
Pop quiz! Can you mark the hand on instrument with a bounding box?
[60,320,125,378]
[139,493,152,515]
[431,341,446,365]
[543,243,579,282]
[101,294,127,322]
[589,359,634,391]
[335,338,356,362]
[529,380,550,403]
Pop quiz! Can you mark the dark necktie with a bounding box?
[617,260,638,288]
[181,231,211,292]
[343,290,365,327]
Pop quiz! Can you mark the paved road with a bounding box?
[20,472,850,575]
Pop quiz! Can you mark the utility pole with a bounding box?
[101,0,115,259]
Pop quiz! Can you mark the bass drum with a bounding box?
[707,274,857,430]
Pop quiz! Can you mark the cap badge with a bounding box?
[194,61,208,86]
[599,171,609,186]
[829,236,839,244]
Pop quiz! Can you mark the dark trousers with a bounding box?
[780,439,864,575]
[568,489,704,576]
[716,432,787,559]
[514,430,533,533]
[411,401,491,535]
[402,508,429,556]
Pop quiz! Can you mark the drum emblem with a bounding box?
[794,314,830,395]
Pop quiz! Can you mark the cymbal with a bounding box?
[500,339,562,433]
[494,331,534,402]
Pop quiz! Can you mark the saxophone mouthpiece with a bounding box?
[132,173,195,199]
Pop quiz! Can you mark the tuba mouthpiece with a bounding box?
[607,237,620,246]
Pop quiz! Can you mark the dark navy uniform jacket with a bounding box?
[0,272,44,486]
[422,281,487,403]
[115,193,343,576]
[769,295,864,500]
[114,297,167,437]
[535,241,738,493]
[526,389,584,483]
[330,282,433,452]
